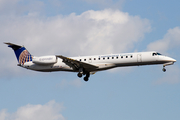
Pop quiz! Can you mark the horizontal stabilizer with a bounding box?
[4,42,23,50]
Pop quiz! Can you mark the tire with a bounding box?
[77,73,82,78]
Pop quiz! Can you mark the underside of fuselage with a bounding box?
[23,60,173,73]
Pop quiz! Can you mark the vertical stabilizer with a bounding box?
[4,42,33,65]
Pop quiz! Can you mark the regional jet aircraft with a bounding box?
[5,42,176,81]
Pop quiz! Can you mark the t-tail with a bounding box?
[4,42,33,65]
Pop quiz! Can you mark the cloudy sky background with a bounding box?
[0,0,180,120]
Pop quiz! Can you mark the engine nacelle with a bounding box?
[32,56,57,65]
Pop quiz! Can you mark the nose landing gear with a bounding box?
[162,62,175,72]
[162,67,166,72]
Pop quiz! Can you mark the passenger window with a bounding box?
[98,58,100,60]
[121,56,123,58]
[94,58,96,60]
[89,58,91,60]
[131,55,133,58]
[126,56,128,58]
[103,58,105,60]
[112,57,114,59]
[80,59,81,61]
[116,56,118,59]
[84,59,86,61]
[107,57,109,59]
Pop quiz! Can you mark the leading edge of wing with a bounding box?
[56,55,99,71]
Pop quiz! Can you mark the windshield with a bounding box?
[152,52,162,56]
[157,52,162,55]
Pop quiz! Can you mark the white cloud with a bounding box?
[1,9,151,55]
[0,109,7,120]
[0,0,19,9]
[0,8,151,77]
[147,27,180,53]
[0,0,45,16]
[0,100,65,120]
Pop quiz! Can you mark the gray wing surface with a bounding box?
[56,55,98,71]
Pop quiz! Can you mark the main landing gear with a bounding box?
[77,72,83,78]
[77,68,90,81]
[77,72,90,81]
[83,72,90,81]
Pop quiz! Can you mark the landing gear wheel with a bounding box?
[77,73,82,78]
[84,77,89,81]
[83,72,90,81]
[162,68,166,72]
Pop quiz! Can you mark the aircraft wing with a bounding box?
[56,55,99,71]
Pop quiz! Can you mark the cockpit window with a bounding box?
[152,52,162,56]
[157,53,162,55]
[152,53,157,56]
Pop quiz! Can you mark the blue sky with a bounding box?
[0,0,180,120]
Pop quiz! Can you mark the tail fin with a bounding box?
[4,42,33,65]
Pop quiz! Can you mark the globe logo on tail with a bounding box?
[19,50,33,65]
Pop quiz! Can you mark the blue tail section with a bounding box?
[4,42,33,65]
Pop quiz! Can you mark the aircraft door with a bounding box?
[137,54,142,62]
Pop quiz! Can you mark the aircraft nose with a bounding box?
[171,58,176,62]
[167,57,176,62]
[162,56,176,62]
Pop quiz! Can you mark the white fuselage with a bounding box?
[22,51,176,73]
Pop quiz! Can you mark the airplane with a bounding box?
[5,42,176,81]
